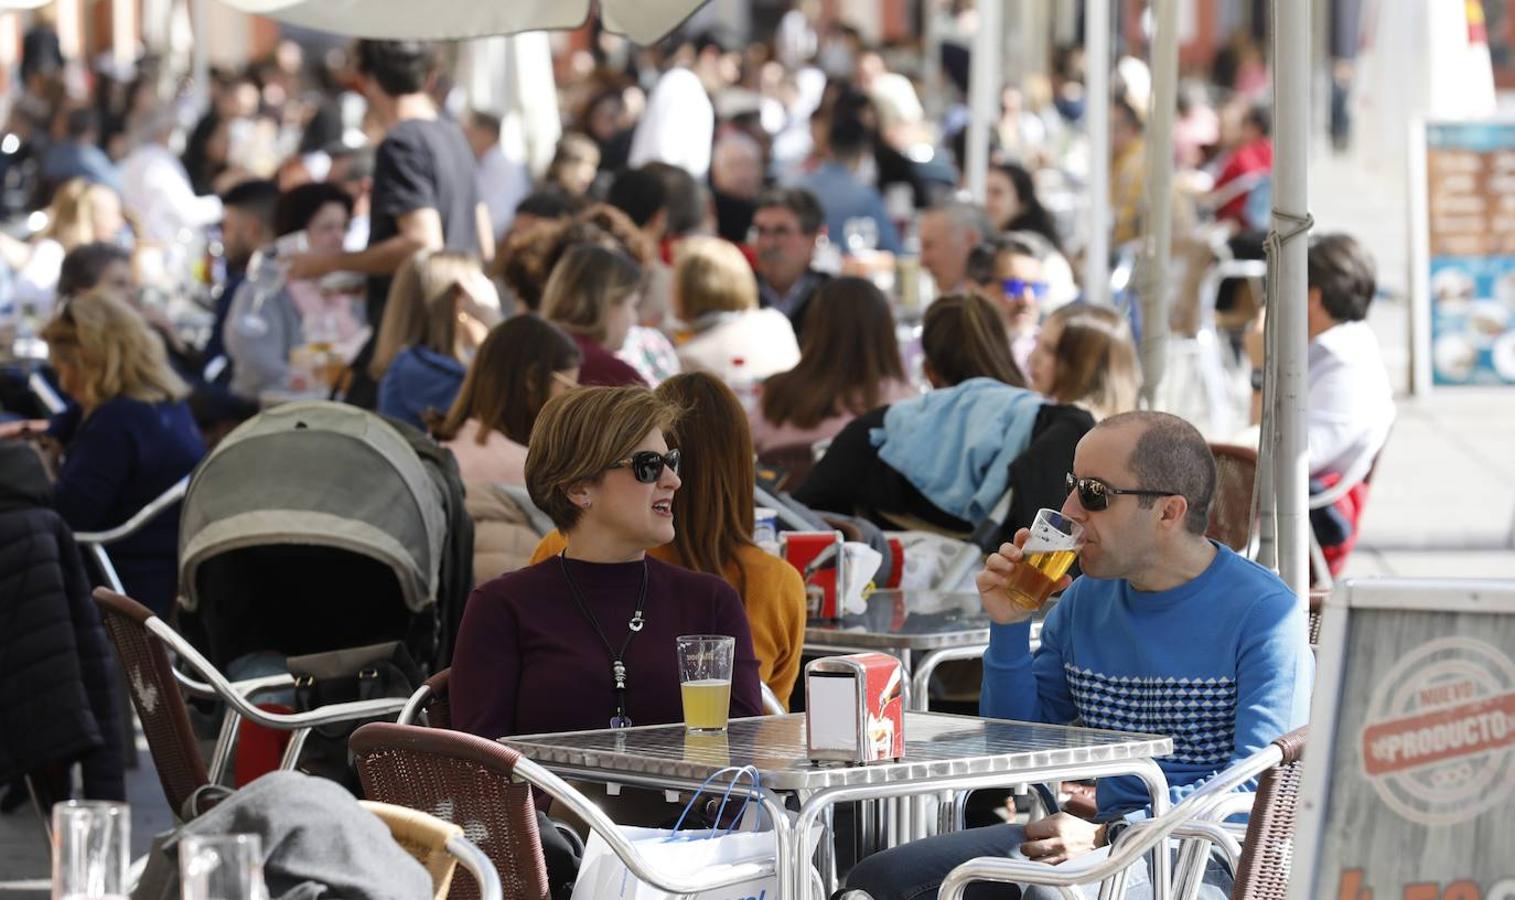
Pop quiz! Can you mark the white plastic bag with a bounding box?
[570,767,780,900]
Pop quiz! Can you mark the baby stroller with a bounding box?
[177,401,472,675]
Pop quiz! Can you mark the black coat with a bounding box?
[0,442,125,800]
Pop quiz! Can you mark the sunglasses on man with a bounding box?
[612,449,682,484]
[1065,473,1181,512]
[1002,278,1050,300]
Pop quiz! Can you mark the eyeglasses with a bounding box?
[1065,473,1181,512]
[611,449,681,484]
[1002,278,1050,299]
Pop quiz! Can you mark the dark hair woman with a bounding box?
[985,161,1063,252]
[921,293,1027,388]
[751,276,913,454]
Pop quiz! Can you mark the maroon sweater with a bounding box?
[451,555,763,738]
[570,332,647,387]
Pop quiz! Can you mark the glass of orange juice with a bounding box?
[676,635,735,732]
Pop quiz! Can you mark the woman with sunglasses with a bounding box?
[37,292,207,617]
[529,373,808,707]
[451,385,762,741]
[431,315,581,583]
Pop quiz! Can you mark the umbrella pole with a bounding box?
[1137,0,1179,407]
[965,0,1002,203]
[1268,0,1313,600]
[1082,0,1111,306]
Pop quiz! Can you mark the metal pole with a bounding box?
[1137,0,1179,406]
[1269,0,1312,600]
[1083,0,1111,306]
[191,0,210,96]
[922,0,942,120]
[965,0,1002,203]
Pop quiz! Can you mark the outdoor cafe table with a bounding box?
[803,590,1045,710]
[504,711,1172,900]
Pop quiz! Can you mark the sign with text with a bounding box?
[1291,580,1515,900]
[1420,121,1515,385]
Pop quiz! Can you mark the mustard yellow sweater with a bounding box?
[529,533,807,708]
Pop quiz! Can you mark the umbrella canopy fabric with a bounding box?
[214,0,709,45]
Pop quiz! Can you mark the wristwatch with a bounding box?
[1250,368,1265,392]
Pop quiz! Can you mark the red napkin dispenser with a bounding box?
[779,530,846,619]
[805,652,905,763]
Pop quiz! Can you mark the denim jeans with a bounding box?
[843,823,1233,900]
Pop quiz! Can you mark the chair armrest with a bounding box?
[760,682,786,716]
[446,835,503,900]
[75,476,190,545]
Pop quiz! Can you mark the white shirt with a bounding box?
[475,144,530,239]
[1307,320,1396,479]
[629,67,714,179]
[118,142,224,244]
[676,308,801,385]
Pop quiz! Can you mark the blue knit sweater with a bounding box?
[981,542,1313,817]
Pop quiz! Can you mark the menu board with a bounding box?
[1291,581,1515,900]
[1422,121,1515,385]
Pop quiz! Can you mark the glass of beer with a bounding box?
[676,635,736,733]
[1002,508,1085,611]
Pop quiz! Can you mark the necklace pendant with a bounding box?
[610,714,633,729]
[613,661,627,690]
[629,615,645,632]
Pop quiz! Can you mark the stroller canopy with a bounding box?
[179,401,447,615]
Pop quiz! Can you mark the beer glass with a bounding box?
[180,834,267,900]
[1002,508,1085,611]
[51,801,128,900]
[676,635,736,732]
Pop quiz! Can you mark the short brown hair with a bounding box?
[540,244,642,344]
[1102,411,1216,535]
[525,386,681,532]
[41,291,188,410]
[673,237,757,320]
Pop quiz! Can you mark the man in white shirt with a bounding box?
[1248,232,1396,482]
[118,107,224,245]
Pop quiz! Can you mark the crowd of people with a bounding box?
[0,10,1398,898]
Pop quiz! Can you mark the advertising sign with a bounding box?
[1415,120,1515,386]
[1290,580,1515,900]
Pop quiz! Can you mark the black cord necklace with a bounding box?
[558,552,648,729]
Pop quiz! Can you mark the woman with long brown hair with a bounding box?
[920,293,1027,388]
[750,276,914,453]
[529,373,806,706]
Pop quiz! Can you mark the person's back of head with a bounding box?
[761,275,905,429]
[922,293,1025,388]
[64,107,98,143]
[221,179,281,266]
[827,110,872,164]
[40,290,189,409]
[1039,304,1141,420]
[673,236,757,320]
[370,250,484,378]
[58,241,131,298]
[513,187,583,224]
[43,179,122,250]
[1307,232,1375,324]
[655,372,756,585]
[645,161,708,239]
[433,314,582,446]
[606,166,669,230]
[540,243,642,343]
[500,209,651,311]
[1097,410,1217,538]
[273,181,354,238]
[354,39,434,98]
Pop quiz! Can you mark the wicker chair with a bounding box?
[350,722,779,900]
[93,588,410,817]
[1307,589,1328,647]
[1207,444,1258,555]
[360,800,503,900]
[937,727,1309,900]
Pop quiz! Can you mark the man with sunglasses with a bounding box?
[966,233,1051,374]
[843,411,1313,900]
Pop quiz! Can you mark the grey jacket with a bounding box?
[224,280,305,402]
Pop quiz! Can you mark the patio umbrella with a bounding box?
[213,0,712,45]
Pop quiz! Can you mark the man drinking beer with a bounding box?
[841,411,1313,900]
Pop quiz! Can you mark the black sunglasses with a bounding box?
[1066,473,1181,512]
[611,449,681,484]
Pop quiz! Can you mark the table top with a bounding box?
[504,712,1171,791]
[804,590,1001,650]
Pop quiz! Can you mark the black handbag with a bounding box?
[287,641,421,742]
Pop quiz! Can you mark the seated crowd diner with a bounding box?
[1,6,1501,900]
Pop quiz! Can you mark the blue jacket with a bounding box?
[871,378,1042,522]
[53,397,206,616]
[377,346,466,431]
